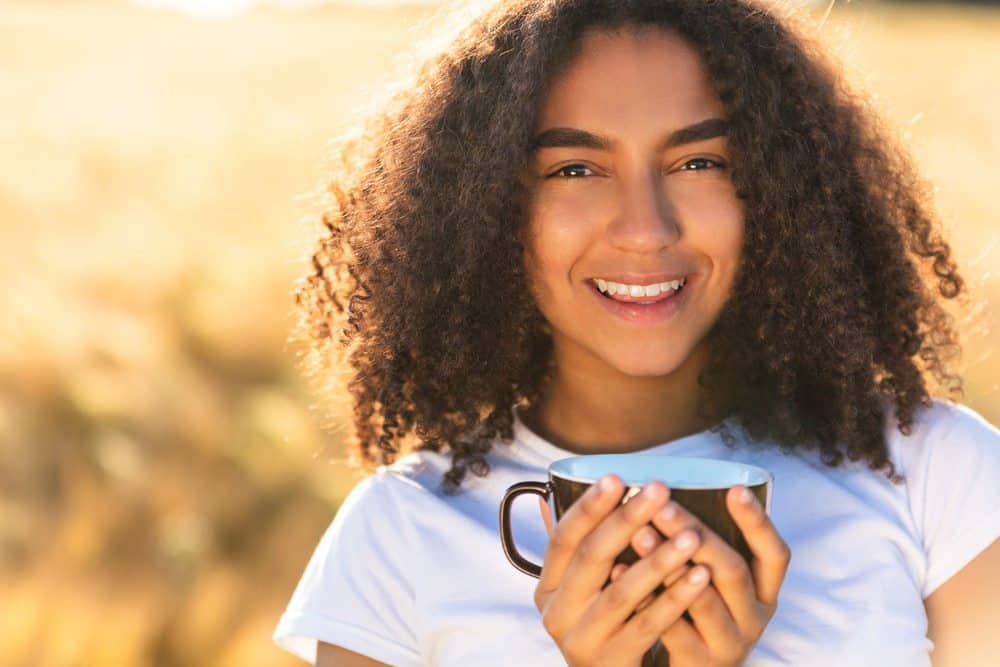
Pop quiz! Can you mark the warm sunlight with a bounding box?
[3,0,997,664]
[135,0,259,17]
[133,0,434,18]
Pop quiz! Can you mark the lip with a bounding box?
[588,274,693,324]
[588,272,690,285]
[589,275,689,303]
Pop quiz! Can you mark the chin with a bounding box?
[605,348,691,378]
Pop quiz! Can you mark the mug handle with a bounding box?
[499,480,551,578]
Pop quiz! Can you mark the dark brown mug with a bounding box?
[498,454,773,666]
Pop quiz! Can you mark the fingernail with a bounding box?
[639,482,665,504]
[739,487,755,505]
[657,502,677,521]
[637,528,657,550]
[599,475,616,493]
[673,530,695,551]
[688,566,708,584]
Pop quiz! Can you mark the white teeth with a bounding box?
[593,277,686,297]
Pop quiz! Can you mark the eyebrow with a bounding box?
[530,117,729,153]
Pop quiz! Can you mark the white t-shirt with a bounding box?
[273,398,1000,666]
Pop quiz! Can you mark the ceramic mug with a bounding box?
[499,455,773,666]
[500,454,774,593]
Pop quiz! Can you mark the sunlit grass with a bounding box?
[1,1,997,664]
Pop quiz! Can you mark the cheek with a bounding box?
[711,211,744,266]
[530,182,612,240]
[672,186,745,263]
[524,205,596,287]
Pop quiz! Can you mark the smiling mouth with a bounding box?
[590,277,687,304]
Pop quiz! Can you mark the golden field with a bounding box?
[1,1,997,665]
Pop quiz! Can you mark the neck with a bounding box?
[520,339,729,455]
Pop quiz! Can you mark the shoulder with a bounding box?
[881,398,1000,598]
[338,451,448,516]
[378,448,454,497]
[373,432,528,496]
[314,457,444,565]
[909,397,997,436]
[884,397,1000,480]
[344,445,492,511]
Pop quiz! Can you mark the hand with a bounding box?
[533,475,712,667]
[608,485,791,667]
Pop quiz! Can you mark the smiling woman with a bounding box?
[271,0,1000,665]
[521,27,744,400]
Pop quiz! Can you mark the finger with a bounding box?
[538,496,554,539]
[547,481,671,616]
[660,568,688,588]
[535,474,625,606]
[609,563,627,582]
[633,591,655,614]
[651,498,760,630]
[686,584,744,662]
[574,527,701,640]
[539,479,670,644]
[632,525,687,588]
[659,612,708,661]
[607,564,711,656]
[726,485,791,608]
[632,525,663,555]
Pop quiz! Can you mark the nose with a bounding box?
[605,166,680,253]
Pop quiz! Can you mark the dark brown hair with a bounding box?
[293,0,966,494]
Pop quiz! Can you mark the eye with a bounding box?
[547,163,596,178]
[678,157,726,171]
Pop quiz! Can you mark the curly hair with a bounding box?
[292,0,967,495]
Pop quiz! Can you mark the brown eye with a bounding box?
[679,157,725,171]
[548,164,595,178]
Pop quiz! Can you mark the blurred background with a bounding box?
[1,0,997,664]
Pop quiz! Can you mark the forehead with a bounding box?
[535,26,724,132]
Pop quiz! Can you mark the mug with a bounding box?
[500,454,772,578]
[498,454,773,661]
[499,455,773,665]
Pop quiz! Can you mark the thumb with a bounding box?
[538,496,554,538]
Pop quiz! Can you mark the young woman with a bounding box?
[272,0,1000,665]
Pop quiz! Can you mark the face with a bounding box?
[522,26,745,378]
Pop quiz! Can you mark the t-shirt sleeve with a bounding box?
[272,469,423,666]
[898,400,1000,598]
